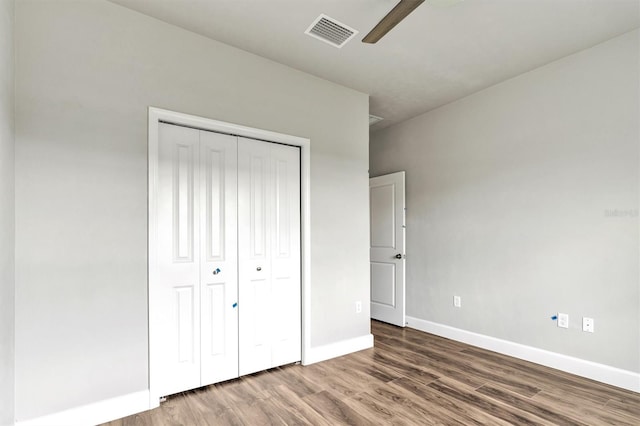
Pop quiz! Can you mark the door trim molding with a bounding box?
[148,107,311,407]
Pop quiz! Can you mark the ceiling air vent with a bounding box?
[305,14,358,48]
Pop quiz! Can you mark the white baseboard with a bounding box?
[406,316,640,393]
[15,390,149,426]
[303,333,374,365]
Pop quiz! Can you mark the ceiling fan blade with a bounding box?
[362,0,425,44]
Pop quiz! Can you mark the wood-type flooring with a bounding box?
[104,320,640,425]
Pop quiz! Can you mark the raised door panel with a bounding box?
[199,130,239,385]
[238,138,272,376]
[156,123,201,396]
[370,184,396,249]
[370,262,396,307]
[270,144,301,367]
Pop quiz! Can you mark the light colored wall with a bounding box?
[371,30,639,373]
[14,0,369,421]
[0,0,15,424]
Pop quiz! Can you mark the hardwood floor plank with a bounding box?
[332,350,402,384]
[476,383,587,426]
[374,338,485,389]
[182,387,242,426]
[369,381,469,426]
[345,391,412,425]
[245,398,289,426]
[533,390,640,426]
[377,333,541,397]
[210,409,245,426]
[605,396,640,419]
[293,359,368,398]
[241,368,286,393]
[389,377,515,426]
[265,384,332,426]
[268,364,324,398]
[322,353,398,392]
[374,322,468,353]
[302,390,372,425]
[428,379,548,425]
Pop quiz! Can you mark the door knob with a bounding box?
[256,266,262,271]
[395,254,403,259]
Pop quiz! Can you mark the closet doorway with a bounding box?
[148,108,311,407]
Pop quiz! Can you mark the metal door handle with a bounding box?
[256,266,262,271]
[395,254,403,259]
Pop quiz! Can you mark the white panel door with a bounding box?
[199,130,239,385]
[238,138,301,375]
[269,143,301,368]
[157,123,201,396]
[370,171,406,327]
[238,139,270,375]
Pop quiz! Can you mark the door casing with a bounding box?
[148,107,311,408]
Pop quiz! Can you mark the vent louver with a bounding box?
[305,14,358,48]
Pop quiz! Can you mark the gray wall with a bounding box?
[370,30,639,373]
[0,0,15,424]
[15,0,369,421]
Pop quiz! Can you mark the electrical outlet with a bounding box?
[583,317,594,333]
[557,313,569,329]
[355,301,362,314]
[453,295,461,308]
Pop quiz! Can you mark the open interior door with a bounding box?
[369,171,406,327]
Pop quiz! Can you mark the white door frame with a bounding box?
[147,107,311,408]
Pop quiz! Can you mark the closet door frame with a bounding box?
[147,107,311,408]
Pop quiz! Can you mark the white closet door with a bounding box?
[269,143,301,367]
[238,139,271,375]
[156,123,201,396]
[238,138,301,375]
[199,130,239,385]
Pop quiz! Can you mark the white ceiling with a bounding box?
[109,0,640,131]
